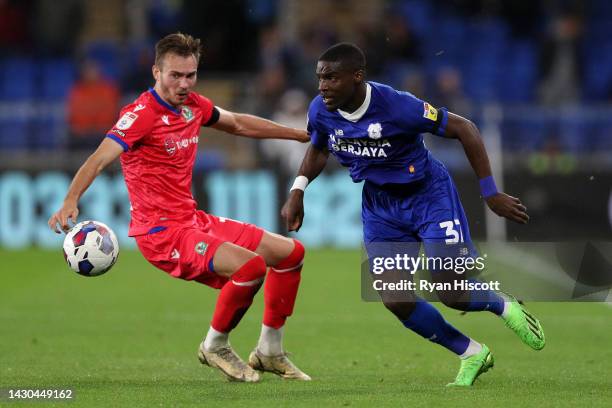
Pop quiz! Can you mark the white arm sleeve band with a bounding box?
[290,175,309,192]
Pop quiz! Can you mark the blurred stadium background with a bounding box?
[0,0,611,250]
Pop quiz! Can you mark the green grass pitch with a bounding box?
[1,248,611,407]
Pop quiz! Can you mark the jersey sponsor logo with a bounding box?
[134,104,146,112]
[171,248,180,259]
[112,129,126,137]
[329,135,390,158]
[367,123,383,139]
[161,115,170,125]
[181,106,194,122]
[116,112,138,130]
[334,129,344,136]
[164,134,199,155]
[164,138,177,155]
[195,241,208,255]
[423,102,438,121]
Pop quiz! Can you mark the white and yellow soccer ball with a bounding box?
[63,220,119,277]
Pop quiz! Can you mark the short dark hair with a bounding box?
[318,43,366,72]
[155,32,202,67]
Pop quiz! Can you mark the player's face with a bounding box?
[153,53,198,106]
[316,61,361,111]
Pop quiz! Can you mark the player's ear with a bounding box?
[152,65,160,82]
[354,69,365,84]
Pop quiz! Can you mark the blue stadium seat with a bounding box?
[498,41,538,103]
[461,19,508,102]
[0,119,30,150]
[501,113,551,152]
[423,15,466,72]
[31,116,65,150]
[40,59,76,101]
[1,58,37,100]
[84,41,122,82]
[558,113,597,153]
[397,0,432,40]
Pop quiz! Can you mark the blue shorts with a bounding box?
[362,160,476,261]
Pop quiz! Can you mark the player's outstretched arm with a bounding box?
[281,145,329,232]
[211,108,310,142]
[48,138,123,233]
[444,112,529,224]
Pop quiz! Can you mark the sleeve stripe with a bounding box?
[106,133,129,152]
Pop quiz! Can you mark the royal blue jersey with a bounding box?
[308,81,449,185]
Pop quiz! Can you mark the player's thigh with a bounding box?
[204,214,265,254]
[253,231,295,267]
[175,227,255,281]
[212,242,260,278]
[204,213,294,267]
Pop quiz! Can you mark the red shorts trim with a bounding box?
[135,211,264,288]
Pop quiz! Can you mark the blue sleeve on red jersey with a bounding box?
[307,98,327,150]
[393,90,448,137]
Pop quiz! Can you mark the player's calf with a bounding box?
[262,239,304,329]
[254,239,308,378]
[210,255,267,333]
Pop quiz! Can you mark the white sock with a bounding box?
[257,324,284,356]
[459,339,483,359]
[501,301,511,319]
[203,326,229,352]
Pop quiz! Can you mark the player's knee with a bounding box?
[272,239,305,272]
[383,300,417,321]
[231,255,267,285]
[436,291,468,311]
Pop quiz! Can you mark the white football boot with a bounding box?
[248,349,311,381]
[198,343,261,382]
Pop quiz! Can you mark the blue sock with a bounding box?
[464,279,505,315]
[400,299,470,355]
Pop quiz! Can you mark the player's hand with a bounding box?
[485,193,529,224]
[48,201,79,234]
[281,190,305,232]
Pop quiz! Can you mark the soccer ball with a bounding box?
[63,220,119,277]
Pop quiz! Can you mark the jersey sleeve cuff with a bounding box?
[106,133,129,152]
[435,108,449,137]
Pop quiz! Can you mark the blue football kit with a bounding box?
[307,81,507,358]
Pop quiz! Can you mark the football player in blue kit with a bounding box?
[281,43,545,386]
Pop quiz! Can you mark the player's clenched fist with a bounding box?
[485,193,529,224]
[48,202,79,234]
[281,191,305,232]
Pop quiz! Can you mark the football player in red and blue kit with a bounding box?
[48,33,311,382]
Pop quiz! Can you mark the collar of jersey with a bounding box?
[337,82,371,123]
[148,87,181,115]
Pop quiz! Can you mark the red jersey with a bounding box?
[106,88,218,236]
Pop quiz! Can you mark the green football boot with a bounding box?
[502,295,546,350]
[447,344,494,387]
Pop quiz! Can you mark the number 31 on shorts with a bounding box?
[439,219,464,244]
